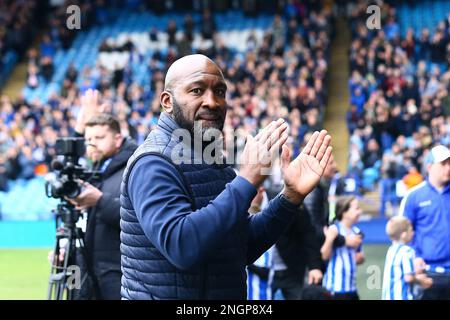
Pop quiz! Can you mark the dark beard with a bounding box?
[171,98,226,162]
[172,97,195,135]
[172,97,225,138]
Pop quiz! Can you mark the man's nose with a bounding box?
[202,89,219,109]
[87,142,97,149]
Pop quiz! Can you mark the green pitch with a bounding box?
[356,244,389,300]
[0,248,51,300]
[0,245,389,300]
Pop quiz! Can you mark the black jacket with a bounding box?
[83,137,137,299]
[303,180,346,250]
[275,204,323,286]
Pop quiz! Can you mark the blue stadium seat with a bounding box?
[17,9,272,106]
[398,0,450,36]
[0,177,59,221]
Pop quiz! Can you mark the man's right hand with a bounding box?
[345,234,363,249]
[75,89,107,134]
[239,118,289,188]
[415,273,433,289]
[47,249,65,264]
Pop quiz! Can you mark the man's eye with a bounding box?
[216,89,226,97]
[191,88,202,94]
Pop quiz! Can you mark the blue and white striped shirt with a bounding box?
[323,223,361,294]
[247,250,273,300]
[381,243,415,300]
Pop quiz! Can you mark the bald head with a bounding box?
[160,54,228,136]
[164,54,224,91]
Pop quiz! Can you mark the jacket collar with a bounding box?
[157,112,180,137]
[101,137,138,178]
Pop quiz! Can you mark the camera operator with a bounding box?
[69,90,137,299]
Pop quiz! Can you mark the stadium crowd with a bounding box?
[0,0,332,193]
[0,1,47,84]
[345,0,450,215]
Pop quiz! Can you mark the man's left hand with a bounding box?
[69,182,103,210]
[281,130,332,204]
[308,269,323,285]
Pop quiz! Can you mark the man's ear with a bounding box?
[160,90,173,114]
[115,133,123,149]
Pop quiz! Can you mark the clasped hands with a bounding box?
[239,118,332,205]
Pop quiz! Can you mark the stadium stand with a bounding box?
[0,0,448,243]
[0,1,47,88]
[346,0,450,217]
[397,0,450,37]
[1,0,333,222]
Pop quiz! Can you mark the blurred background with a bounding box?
[0,0,449,299]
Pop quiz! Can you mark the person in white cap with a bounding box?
[399,144,450,299]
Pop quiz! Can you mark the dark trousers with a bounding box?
[75,269,121,300]
[272,269,304,300]
[97,270,122,300]
[73,251,121,300]
[421,273,450,300]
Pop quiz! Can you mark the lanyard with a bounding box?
[100,158,112,173]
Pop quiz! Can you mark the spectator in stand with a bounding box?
[0,155,8,192]
[40,56,54,83]
[40,34,56,59]
[18,146,36,180]
[200,9,216,40]
[402,165,423,190]
[26,63,39,89]
[166,19,177,47]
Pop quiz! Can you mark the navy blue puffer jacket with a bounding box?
[120,112,298,299]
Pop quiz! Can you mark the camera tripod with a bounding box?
[47,201,100,300]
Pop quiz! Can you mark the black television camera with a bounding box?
[46,137,101,300]
[45,137,100,199]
